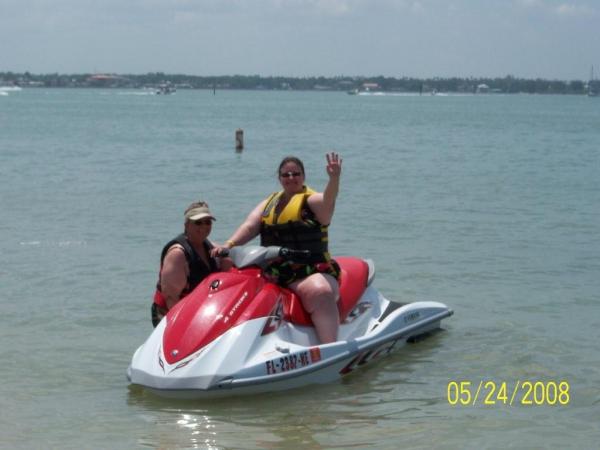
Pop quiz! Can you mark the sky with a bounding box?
[1,0,599,80]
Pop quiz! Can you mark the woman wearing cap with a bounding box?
[213,152,342,343]
[151,201,230,327]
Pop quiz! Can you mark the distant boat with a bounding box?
[588,66,597,97]
[0,85,22,96]
[348,83,383,95]
[156,83,176,95]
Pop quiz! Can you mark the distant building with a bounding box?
[362,82,380,91]
[476,83,490,93]
[87,74,131,87]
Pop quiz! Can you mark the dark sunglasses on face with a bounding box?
[279,171,302,179]
[193,219,212,226]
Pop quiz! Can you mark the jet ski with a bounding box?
[127,246,453,399]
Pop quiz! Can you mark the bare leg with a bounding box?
[288,273,340,343]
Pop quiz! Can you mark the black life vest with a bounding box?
[153,234,217,308]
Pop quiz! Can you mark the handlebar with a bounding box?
[216,245,313,268]
[216,248,230,257]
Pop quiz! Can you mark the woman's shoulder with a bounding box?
[303,185,318,195]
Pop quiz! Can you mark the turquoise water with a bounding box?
[1,88,599,449]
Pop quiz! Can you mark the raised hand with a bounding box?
[326,152,342,178]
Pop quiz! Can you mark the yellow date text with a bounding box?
[447,380,570,406]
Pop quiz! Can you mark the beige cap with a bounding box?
[184,202,216,221]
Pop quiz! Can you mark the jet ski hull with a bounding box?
[128,289,452,399]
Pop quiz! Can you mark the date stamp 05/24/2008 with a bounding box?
[447,380,571,406]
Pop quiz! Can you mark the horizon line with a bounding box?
[1,70,595,83]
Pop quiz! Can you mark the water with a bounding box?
[1,88,599,449]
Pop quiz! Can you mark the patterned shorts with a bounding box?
[263,259,341,287]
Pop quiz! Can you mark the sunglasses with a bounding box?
[193,219,212,226]
[279,171,302,179]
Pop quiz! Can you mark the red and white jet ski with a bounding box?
[127,246,453,399]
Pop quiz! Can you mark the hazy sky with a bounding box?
[1,0,598,79]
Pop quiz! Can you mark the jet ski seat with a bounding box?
[283,256,371,326]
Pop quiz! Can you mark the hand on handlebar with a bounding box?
[210,246,230,258]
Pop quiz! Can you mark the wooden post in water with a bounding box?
[235,129,244,151]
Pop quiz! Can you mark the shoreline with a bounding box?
[1,72,596,95]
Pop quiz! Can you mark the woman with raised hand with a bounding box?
[213,152,343,343]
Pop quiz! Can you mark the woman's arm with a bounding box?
[225,199,267,247]
[308,152,342,225]
[210,199,268,257]
[159,246,189,309]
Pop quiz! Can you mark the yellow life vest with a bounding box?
[260,186,330,262]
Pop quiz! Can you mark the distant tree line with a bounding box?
[0,71,595,94]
